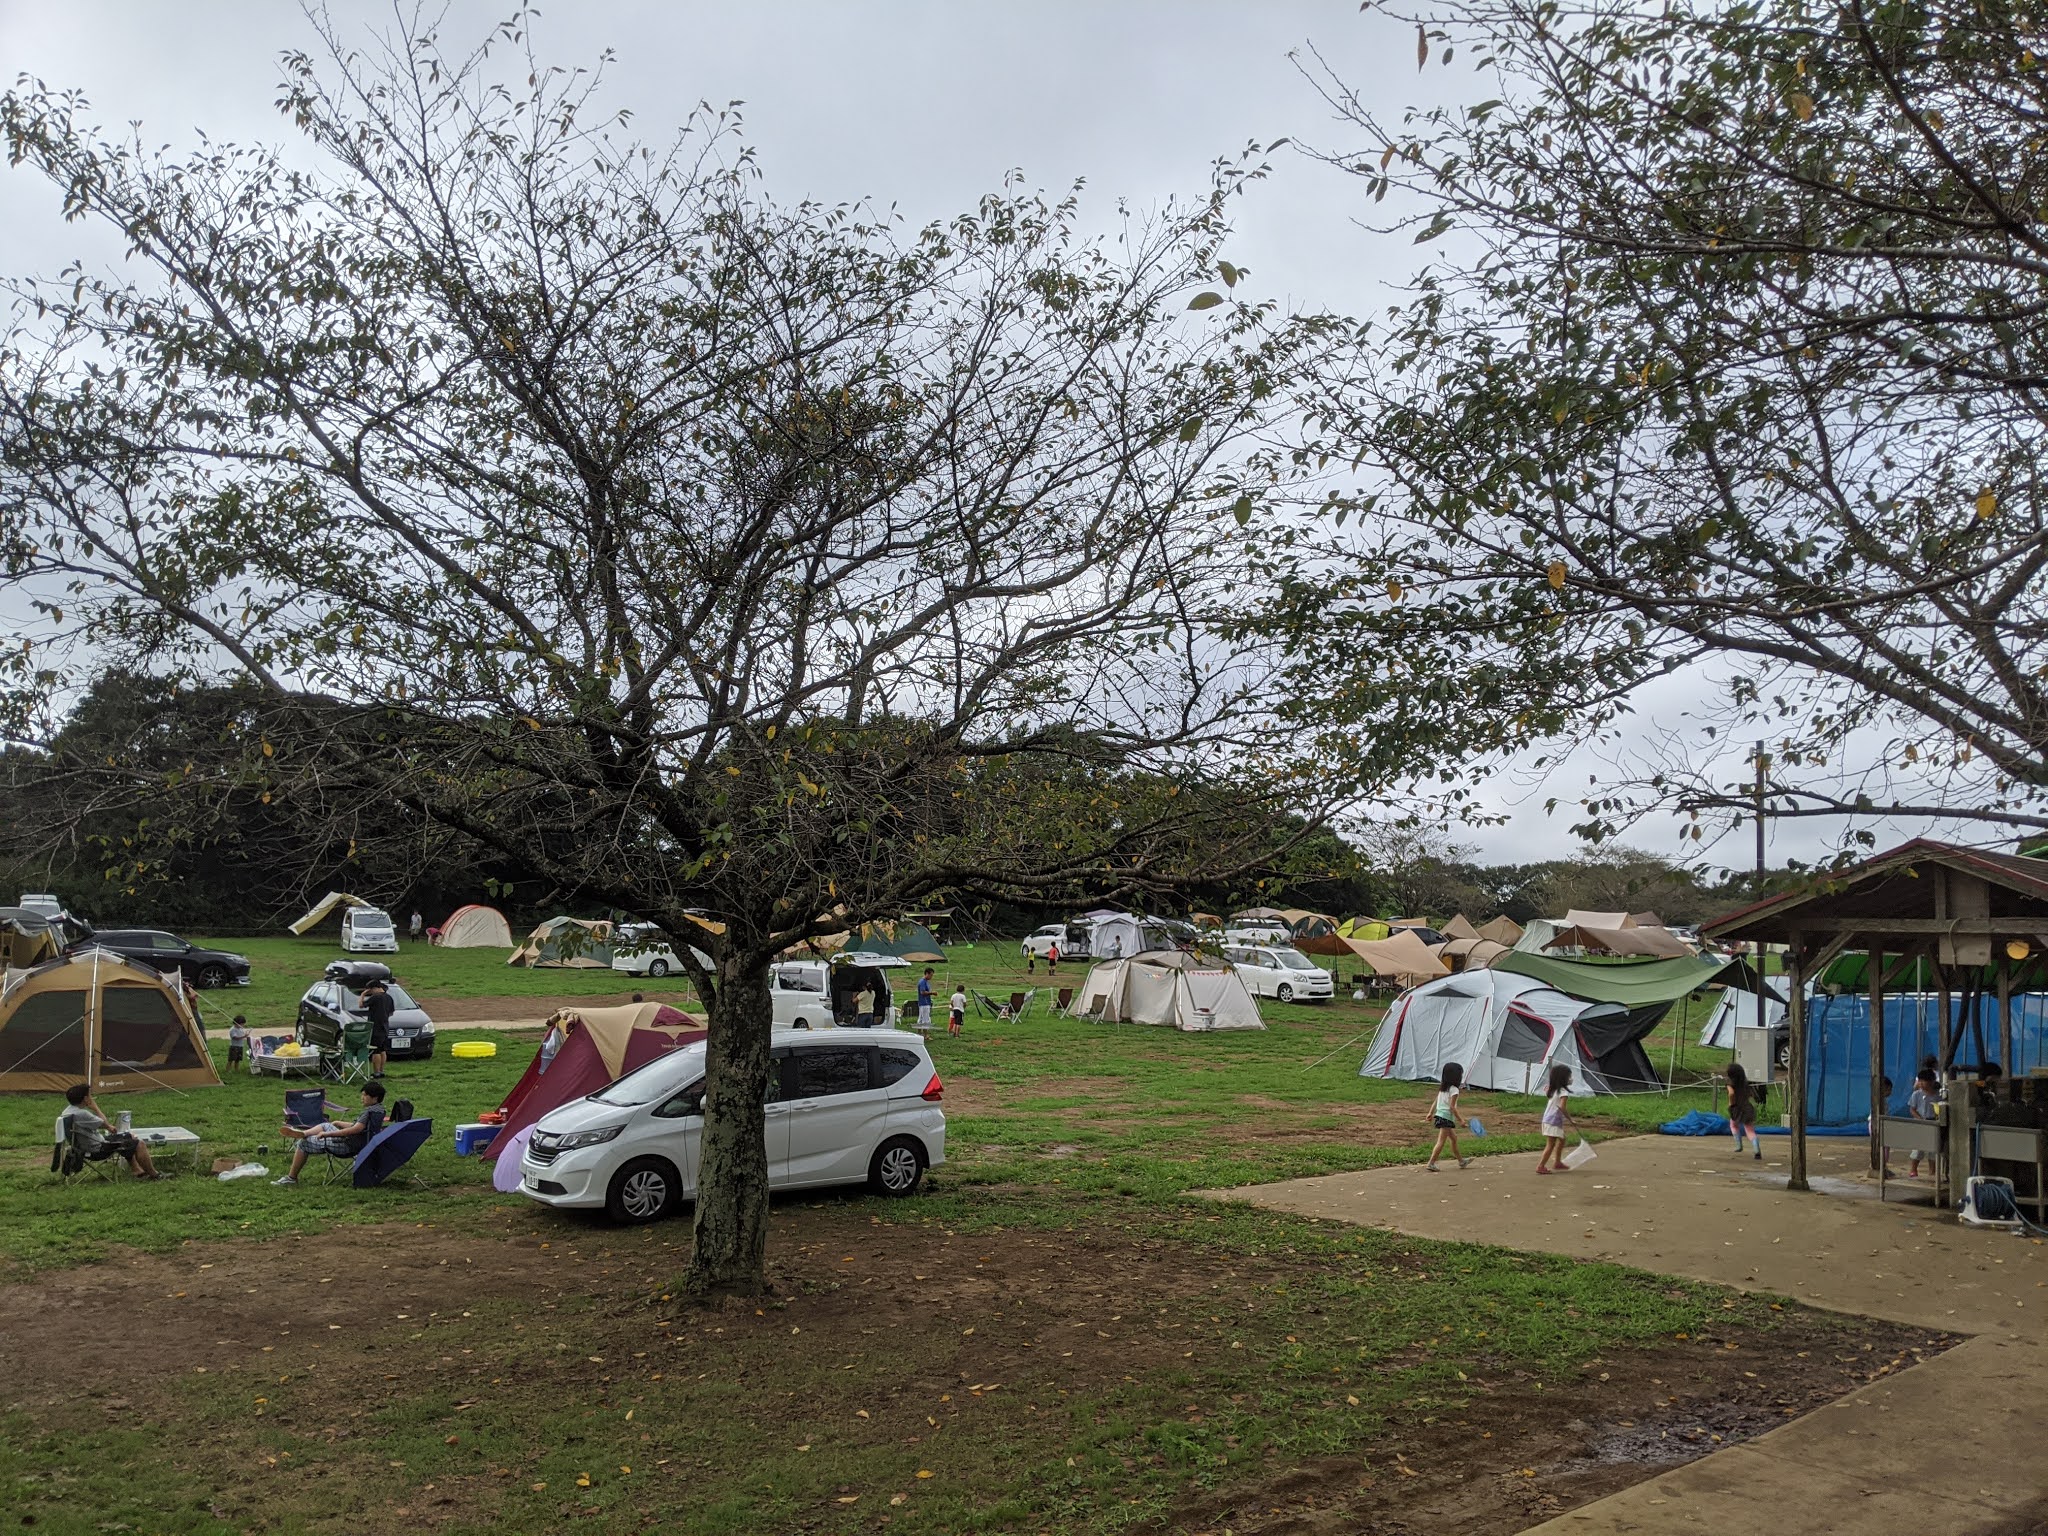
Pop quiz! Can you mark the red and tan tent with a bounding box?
[483,1001,706,1157]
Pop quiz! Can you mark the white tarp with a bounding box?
[1563,909,1633,930]
[1361,969,1598,1095]
[1700,988,1787,1049]
[439,904,513,948]
[1077,952,1264,1031]
[288,891,373,935]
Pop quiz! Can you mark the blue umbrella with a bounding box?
[352,1117,433,1188]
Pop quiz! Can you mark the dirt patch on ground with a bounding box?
[1,1203,1947,1535]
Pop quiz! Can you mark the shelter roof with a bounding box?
[1563,909,1632,930]
[1702,839,2048,946]
[1475,915,1525,946]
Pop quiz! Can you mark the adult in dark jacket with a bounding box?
[364,979,397,1079]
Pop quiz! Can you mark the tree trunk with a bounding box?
[685,956,774,1295]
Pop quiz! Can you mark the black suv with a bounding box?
[296,960,438,1059]
[89,928,252,989]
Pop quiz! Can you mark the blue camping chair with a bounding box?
[350,1117,433,1189]
[284,1088,342,1129]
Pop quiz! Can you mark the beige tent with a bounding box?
[438,904,513,948]
[1543,923,1695,959]
[1075,951,1264,1031]
[508,917,615,967]
[1340,929,1451,983]
[289,891,375,935]
[0,907,69,970]
[1440,913,1481,942]
[1438,936,1511,971]
[1562,908,1633,930]
[0,949,221,1094]
[1475,915,1524,946]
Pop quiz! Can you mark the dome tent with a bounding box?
[439,904,513,949]
[508,917,614,968]
[0,948,221,1094]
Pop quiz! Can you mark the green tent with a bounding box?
[849,920,946,965]
[1493,952,1762,1007]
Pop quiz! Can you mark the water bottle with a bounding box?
[117,1110,132,1133]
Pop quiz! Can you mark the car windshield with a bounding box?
[589,1050,704,1107]
[340,982,416,1010]
[1276,951,1317,970]
[354,914,393,930]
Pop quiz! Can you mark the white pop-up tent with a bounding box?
[1076,951,1264,1031]
[288,891,375,935]
[438,904,513,949]
[1360,969,1605,1095]
[1699,986,1787,1049]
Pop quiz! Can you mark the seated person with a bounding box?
[273,1080,386,1186]
[60,1083,161,1179]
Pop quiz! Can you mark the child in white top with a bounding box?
[1427,1062,1468,1171]
[948,987,966,1037]
[1535,1063,1574,1174]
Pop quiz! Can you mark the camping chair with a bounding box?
[1053,987,1075,1016]
[968,989,1006,1020]
[325,1019,374,1084]
[1007,989,1038,1021]
[50,1116,120,1183]
[284,1088,343,1130]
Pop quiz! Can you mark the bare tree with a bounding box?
[0,14,1394,1290]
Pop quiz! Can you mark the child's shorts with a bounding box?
[227,1046,245,1065]
[1431,1115,1456,1130]
[1542,1128,1566,1141]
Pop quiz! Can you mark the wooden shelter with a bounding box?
[1702,839,2048,1194]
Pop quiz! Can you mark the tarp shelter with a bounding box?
[483,1001,707,1157]
[1563,909,1634,930]
[1076,951,1264,1031]
[1476,915,1524,946]
[1699,986,1786,1049]
[508,917,615,968]
[0,948,221,1094]
[1341,929,1450,984]
[438,904,512,949]
[1542,923,1696,959]
[845,921,946,964]
[1361,970,1618,1095]
[0,907,78,970]
[289,891,374,935]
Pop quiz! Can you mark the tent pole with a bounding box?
[1869,943,1885,1178]
[1786,936,1809,1193]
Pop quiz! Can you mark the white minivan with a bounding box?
[771,954,907,1029]
[341,907,400,953]
[1223,944,1334,1003]
[518,1027,946,1222]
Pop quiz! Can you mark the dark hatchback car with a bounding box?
[89,928,252,989]
[296,961,437,1060]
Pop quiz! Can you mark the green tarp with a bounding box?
[1493,952,1759,1007]
[850,921,946,964]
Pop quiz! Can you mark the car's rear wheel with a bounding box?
[606,1158,680,1224]
[1276,982,1294,1003]
[196,963,231,989]
[647,958,670,978]
[868,1137,927,1198]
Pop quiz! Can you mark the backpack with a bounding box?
[389,1098,415,1123]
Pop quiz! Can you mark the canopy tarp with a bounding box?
[1440,913,1480,941]
[1494,951,1750,1008]
[289,891,374,935]
[1475,915,1524,946]
[1342,929,1450,981]
[1543,923,1695,959]
[1562,909,1633,930]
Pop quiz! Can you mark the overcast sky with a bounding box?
[0,2,1969,873]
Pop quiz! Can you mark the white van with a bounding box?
[519,1026,946,1222]
[772,953,908,1029]
[341,907,399,953]
[1222,944,1334,1003]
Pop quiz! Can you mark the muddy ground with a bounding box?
[1,1202,1947,1535]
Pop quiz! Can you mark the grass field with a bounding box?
[2,933,1794,1536]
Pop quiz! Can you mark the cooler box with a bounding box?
[454,1122,502,1156]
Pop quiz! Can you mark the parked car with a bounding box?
[1223,944,1334,1003]
[771,955,907,1029]
[89,928,251,989]
[341,907,400,953]
[1020,923,1071,960]
[296,960,436,1059]
[610,921,711,980]
[1223,922,1292,947]
[18,892,68,921]
[519,1026,946,1222]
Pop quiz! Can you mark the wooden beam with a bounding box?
[1723,917,2048,936]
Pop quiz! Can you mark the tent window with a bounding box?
[1496,1008,1553,1063]
[790,1047,872,1099]
[100,986,203,1072]
[0,989,87,1075]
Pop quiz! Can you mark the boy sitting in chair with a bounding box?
[274,1080,386,1186]
[60,1084,162,1179]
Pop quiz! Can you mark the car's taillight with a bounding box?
[920,1073,943,1102]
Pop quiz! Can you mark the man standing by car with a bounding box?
[364,978,396,1079]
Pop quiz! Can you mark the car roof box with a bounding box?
[324,959,394,984]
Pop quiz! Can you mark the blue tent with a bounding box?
[1801,993,2048,1125]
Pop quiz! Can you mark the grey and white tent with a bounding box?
[1699,986,1787,1049]
[1360,969,1642,1095]
[1076,951,1264,1031]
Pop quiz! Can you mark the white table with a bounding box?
[128,1125,203,1173]
[249,1050,322,1078]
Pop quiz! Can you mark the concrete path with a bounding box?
[1213,1136,2048,1534]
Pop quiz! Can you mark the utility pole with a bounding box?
[1755,740,1768,1046]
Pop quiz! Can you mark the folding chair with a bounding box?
[1053,987,1075,1016]
[284,1088,343,1130]
[50,1116,120,1183]
[969,989,1006,1020]
[325,1020,374,1084]
[1007,989,1038,1021]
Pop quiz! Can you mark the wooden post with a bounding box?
[1998,944,2014,1073]
[1936,956,1956,1205]
[1869,944,1886,1177]
[1786,935,1809,1192]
